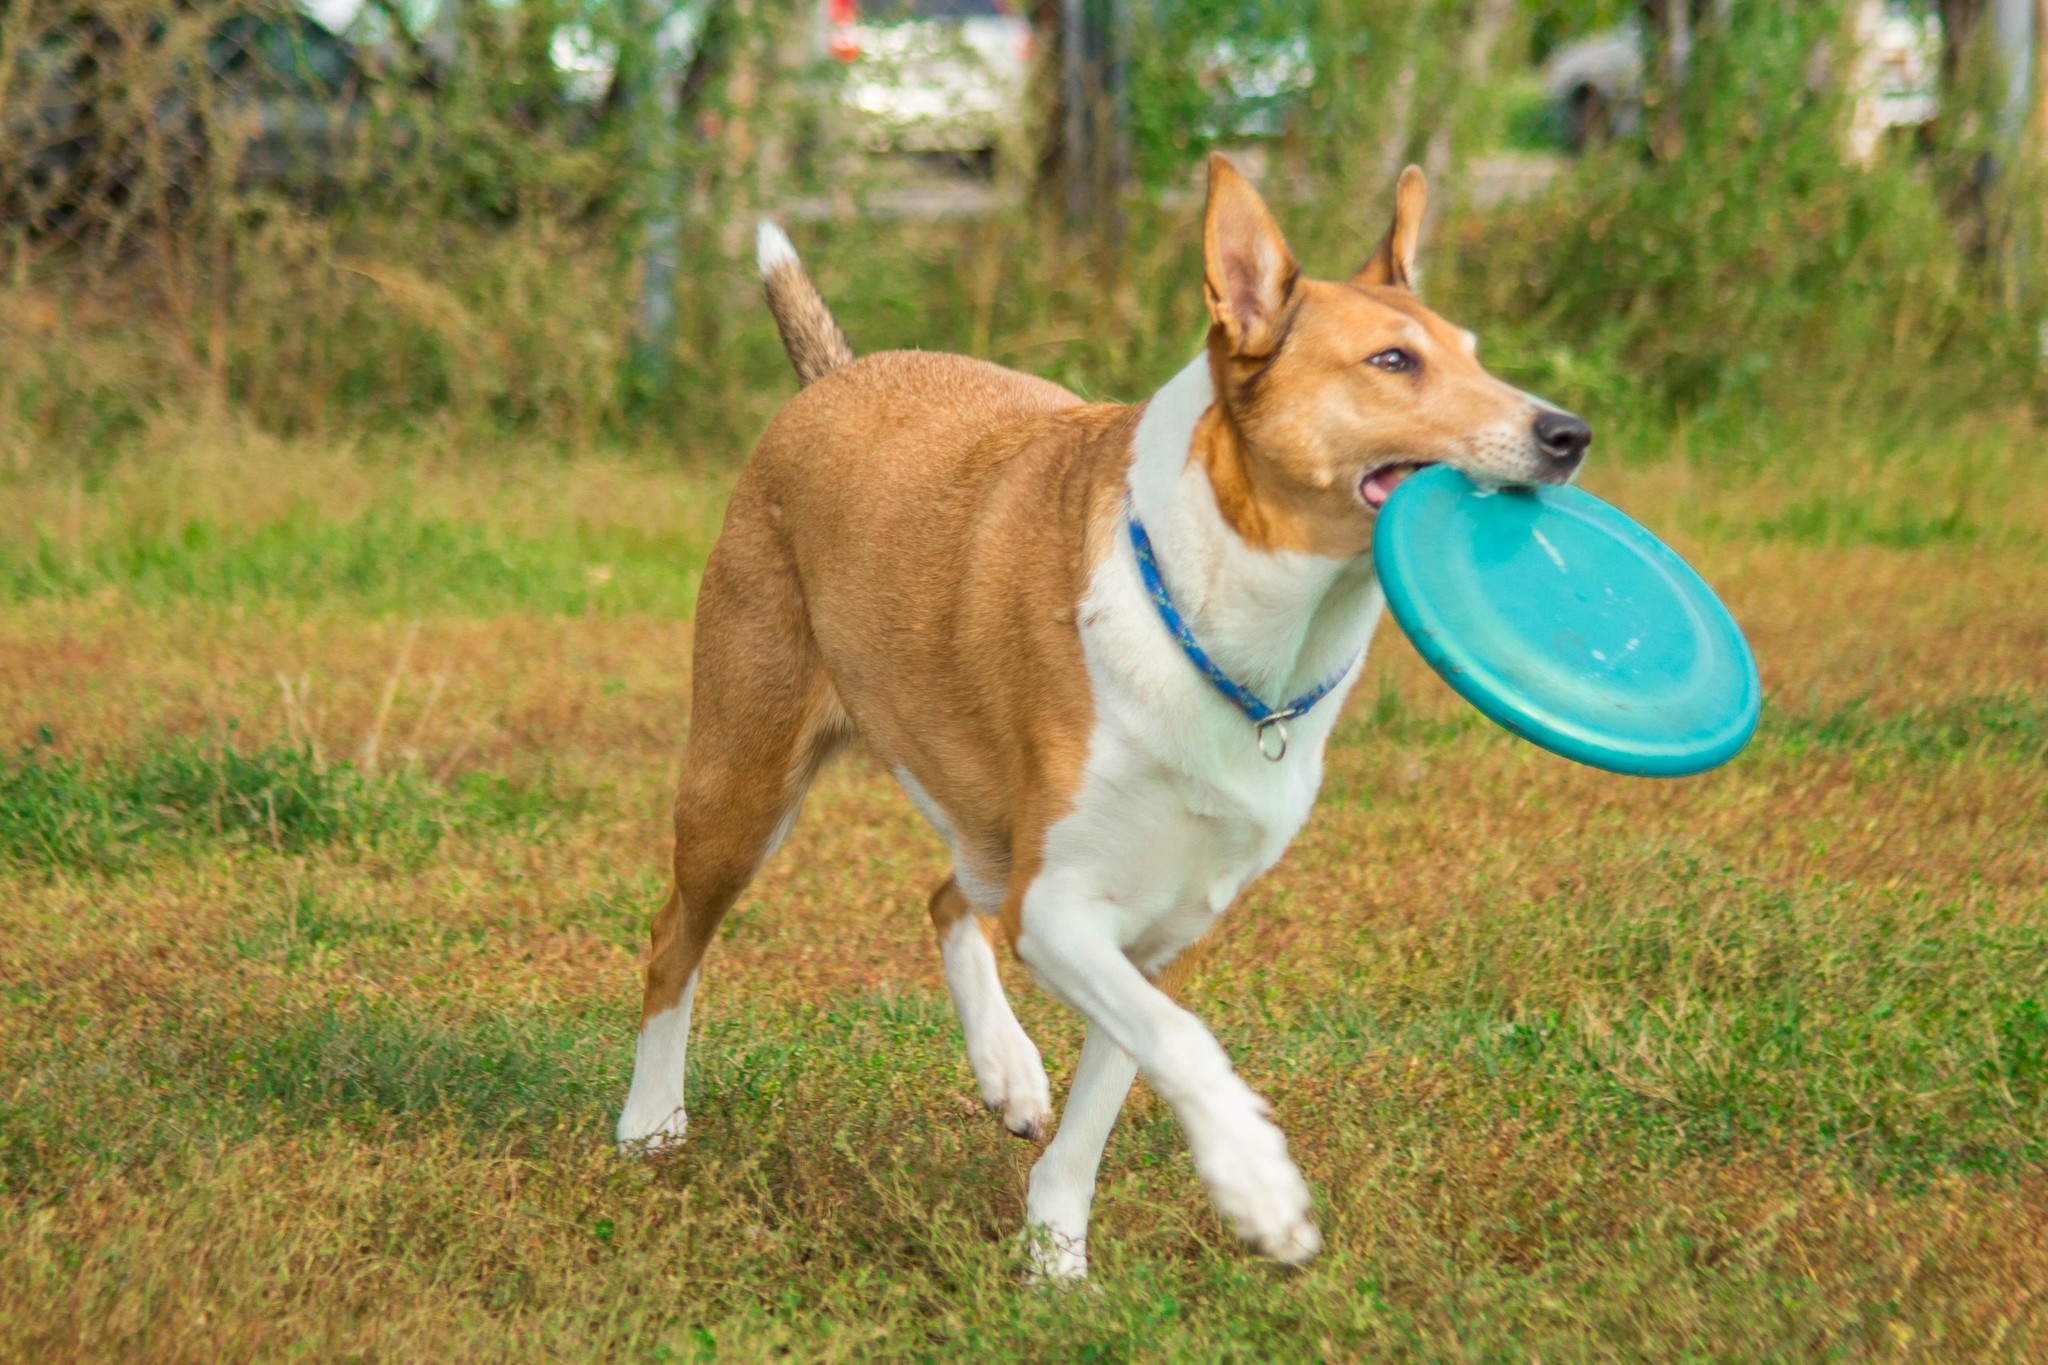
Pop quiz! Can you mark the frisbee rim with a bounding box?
[1372,467,1761,778]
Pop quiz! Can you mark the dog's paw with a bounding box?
[615,1101,688,1155]
[969,1028,1054,1141]
[1252,1210,1322,1266]
[1021,1224,1089,1284]
[1186,1085,1321,1265]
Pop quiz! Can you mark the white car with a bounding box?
[822,0,1033,157]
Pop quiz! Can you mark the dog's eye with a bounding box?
[1366,348,1417,374]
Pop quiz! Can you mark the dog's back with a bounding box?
[739,228,1142,809]
[737,341,1136,850]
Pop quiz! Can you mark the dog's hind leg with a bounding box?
[930,876,1054,1140]
[617,522,849,1152]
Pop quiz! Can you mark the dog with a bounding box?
[616,155,1590,1280]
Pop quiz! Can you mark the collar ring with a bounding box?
[1255,715,1291,762]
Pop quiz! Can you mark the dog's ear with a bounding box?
[1354,165,1427,290]
[1202,153,1300,359]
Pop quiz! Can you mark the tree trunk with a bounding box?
[2035,0,2048,150]
[1028,0,1065,208]
[1940,0,1988,91]
[1058,0,1126,233]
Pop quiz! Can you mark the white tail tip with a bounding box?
[756,220,798,279]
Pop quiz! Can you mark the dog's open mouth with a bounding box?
[1361,461,1436,509]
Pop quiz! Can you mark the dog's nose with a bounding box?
[1534,410,1592,468]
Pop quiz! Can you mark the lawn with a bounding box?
[2,418,2045,1359]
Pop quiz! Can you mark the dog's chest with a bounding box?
[1046,734,1320,969]
[1043,545,1367,969]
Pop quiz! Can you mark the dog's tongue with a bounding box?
[1363,465,1416,509]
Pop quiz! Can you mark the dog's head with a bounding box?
[1194,154,1589,558]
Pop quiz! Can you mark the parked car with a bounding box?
[4,5,366,232]
[1540,18,1643,152]
[1541,1,1941,159]
[821,0,1033,157]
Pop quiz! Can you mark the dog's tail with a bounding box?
[757,221,854,388]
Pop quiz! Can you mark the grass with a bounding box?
[0,735,574,873]
[0,419,2045,1359]
[0,507,710,616]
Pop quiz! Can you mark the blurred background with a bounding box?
[0,0,2042,477]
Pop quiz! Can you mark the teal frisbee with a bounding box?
[1372,465,1760,777]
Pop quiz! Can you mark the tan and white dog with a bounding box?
[617,156,1590,1279]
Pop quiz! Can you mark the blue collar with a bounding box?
[1125,505,1360,761]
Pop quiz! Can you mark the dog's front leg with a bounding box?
[1023,1025,1136,1280]
[1014,891,1321,1268]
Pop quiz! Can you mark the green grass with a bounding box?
[1768,694,2048,765]
[0,504,708,616]
[0,734,573,873]
[1748,496,1990,551]
[0,431,2044,1359]
[1285,867,2048,1184]
[10,863,2043,1186]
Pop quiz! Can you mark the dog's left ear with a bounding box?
[1354,165,1427,291]
[1202,153,1300,359]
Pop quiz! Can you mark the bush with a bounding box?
[1433,2,2047,436]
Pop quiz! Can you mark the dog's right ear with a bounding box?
[1202,153,1300,360]
[1354,165,1427,290]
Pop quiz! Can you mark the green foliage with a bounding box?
[1,0,2042,469]
[1748,493,1982,549]
[1123,0,1325,183]
[1437,1,2047,431]
[1524,0,1636,61]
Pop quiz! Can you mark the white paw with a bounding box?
[1185,1083,1321,1264]
[1022,1224,1089,1283]
[616,1098,688,1154]
[969,1028,1055,1141]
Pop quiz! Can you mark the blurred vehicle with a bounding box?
[4,5,366,232]
[1842,0,1942,163]
[213,8,366,185]
[821,0,1033,157]
[1541,1,1941,158]
[1540,17,1643,152]
[815,0,1314,161]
